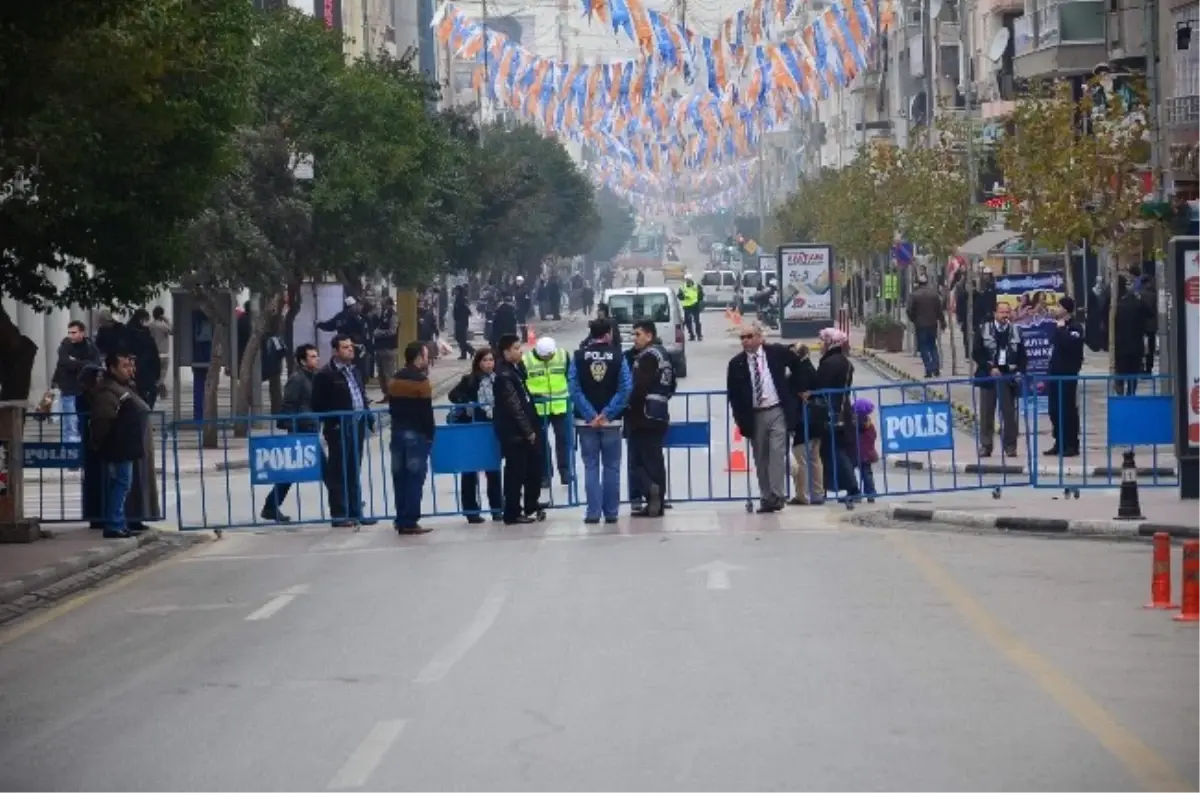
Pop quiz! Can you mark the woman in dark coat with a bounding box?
[447,348,503,523]
[77,364,108,529]
[814,328,861,501]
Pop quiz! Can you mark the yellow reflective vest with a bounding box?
[679,283,699,308]
[522,349,570,416]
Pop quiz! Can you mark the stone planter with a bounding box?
[865,325,905,353]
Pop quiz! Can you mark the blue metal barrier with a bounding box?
[1030,373,1179,493]
[21,409,170,525]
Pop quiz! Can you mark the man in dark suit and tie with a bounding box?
[311,334,377,527]
[726,322,799,513]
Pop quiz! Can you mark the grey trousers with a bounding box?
[978,383,1019,453]
[750,405,788,506]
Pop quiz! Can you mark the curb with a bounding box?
[885,505,1198,539]
[0,530,191,606]
[889,458,1179,478]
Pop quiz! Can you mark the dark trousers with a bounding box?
[462,470,502,516]
[629,427,667,499]
[539,413,572,484]
[1046,379,1080,452]
[324,420,366,519]
[454,324,472,359]
[1113,354,1142,395]
[501,440,543,522]
[684,307,702,339]
[1144,333,1156,374]
[262,446,327,517]
[820,431,860,496]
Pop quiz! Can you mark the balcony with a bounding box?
[1166,95,1200,129]
[1013,0,1106,79]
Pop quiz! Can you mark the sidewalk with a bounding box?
[850,325,1179,478]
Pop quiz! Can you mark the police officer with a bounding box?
[523,336,572,487]
[1045,295,1084,457]
[627,320,675,517]
[568,319,633,524]
[677,273,704,341]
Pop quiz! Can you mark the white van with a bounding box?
[601,286,689,378]
[700,269,737,310]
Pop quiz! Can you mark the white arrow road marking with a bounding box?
[127,603,245,616]
[688,560,746,590]
[244,584,310,622]
[327,719,407,790]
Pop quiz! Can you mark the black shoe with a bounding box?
[127,523,149,534]
[359,518,378,526]
[530,510,547,522]
[103,530,131,539]
[646,484,663,517]
[260,510,293,523]
[1043,446,1061,456]
[1062,448,1080,457]
[332,519,356,528]
[604,517,619,524]
[756,503,782,514]
[89,522,105,530]
[630,508,651,518]
[560,474,571,486]
[505,516,535,525]
[979,449,993,458]
[491,513,503,522]
[396,525,432,535]
[1003,448,1018,458]
[467,515,486,524]
[584,517,601,525]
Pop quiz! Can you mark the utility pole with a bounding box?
[477,0,490,144]
[1145,0,1164,203]
[923,0,936,146]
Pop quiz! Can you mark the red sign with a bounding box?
[324,0,334,28]
[1186,275,1200,305]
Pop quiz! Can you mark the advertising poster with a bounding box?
[993,271,1067,412]
[1183,248,1198,447]
[779,245,833,322]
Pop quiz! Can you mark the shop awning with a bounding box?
[957,229,1020,258]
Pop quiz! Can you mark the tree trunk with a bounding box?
[232,293,283,437]
[0,303,38,403]
[201,312,228,451]
[283,278,303,377]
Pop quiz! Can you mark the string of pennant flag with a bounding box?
[432,0,892,215]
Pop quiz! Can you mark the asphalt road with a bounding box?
[1,270,1196,791]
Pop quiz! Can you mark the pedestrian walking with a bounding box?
[386,341,435,535]
[787,344,825,505]
[452,287,474,359]
[971,302,1027,458]
[493,334,545,524]
[373,296,398,383]
[726,322,798,513]
[448,348,504,523]
[1112,277,1153,395]
[627,321,674,517]
[260,344,321,522]
[310,334,377,527]
[149,307,172,396]
[1045,296,1084,457]
[907,274,945,378]
[569,319,632,524]
[51,320,101,444]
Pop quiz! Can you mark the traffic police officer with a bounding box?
[568,319,632,524]
[522,336,572,487]
[677,274,704,342]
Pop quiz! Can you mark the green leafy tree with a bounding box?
[0,0,255,400]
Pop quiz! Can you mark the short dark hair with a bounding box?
[295,343,317,364]
[152,306,165,319]
[331,334,352,350]
[632,320,657,338]
[588,318,612,339]
[498,334,521,353]
[105,350,131,369]
[403,340,426,365]
[68,320,86,332]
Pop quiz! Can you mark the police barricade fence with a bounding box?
[18,409,171,525]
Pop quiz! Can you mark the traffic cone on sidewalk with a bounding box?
[1145,532,1179,610]
[1174,541,1199,623]
[726,426,752,473]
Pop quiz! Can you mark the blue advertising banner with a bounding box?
[994,271,1067,413]
[250,434,323,484]
[879,402,955,454]
[23,442,83,469]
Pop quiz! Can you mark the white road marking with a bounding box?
[327,719,407,790]
[244,584,310,621]
[127,603,244,616]
[688,560,746,590]
[414,580,513,684]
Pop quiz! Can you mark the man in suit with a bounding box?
[726,322,798,513]
[310,334,377,527]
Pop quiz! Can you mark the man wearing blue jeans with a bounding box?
[906,275,945,378]
[568,319,632,524]
[385,341,436,535]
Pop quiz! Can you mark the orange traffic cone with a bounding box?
[1174,540,1199,623]
[526,325,536,346]
[726,426,751,473]
[1145,532,1179,610]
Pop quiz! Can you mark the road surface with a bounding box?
[1,274,1195,791]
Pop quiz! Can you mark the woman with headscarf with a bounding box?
[447,348,503,523]
[814,327,861,502]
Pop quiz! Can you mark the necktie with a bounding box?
[751,352,763,405]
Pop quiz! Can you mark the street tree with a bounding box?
[0,0,255,401]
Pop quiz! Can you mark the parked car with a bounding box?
[700,269,738,310]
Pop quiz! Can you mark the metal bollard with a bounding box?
[1115,450,1145,521]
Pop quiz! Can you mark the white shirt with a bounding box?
[750,347,781,409]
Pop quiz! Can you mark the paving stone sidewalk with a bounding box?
[849,325,1179,478]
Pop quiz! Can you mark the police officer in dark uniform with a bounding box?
[626,320,675,517]
[568,319,633,524]
[1045,295,1085,457]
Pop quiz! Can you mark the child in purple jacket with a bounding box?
[851,398,879,502]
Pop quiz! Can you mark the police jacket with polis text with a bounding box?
[569,342,632,425]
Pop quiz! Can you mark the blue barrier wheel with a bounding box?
[744,499,753,513]
[214,529,224,540]
[992,487,1002,499]
[1064,487,1080,499]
